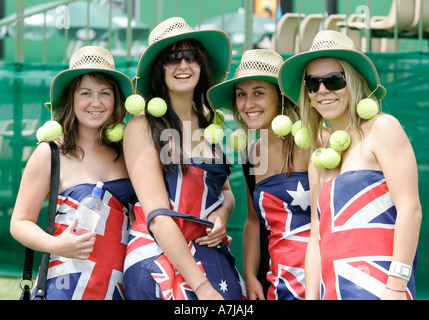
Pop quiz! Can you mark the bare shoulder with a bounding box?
[124,114,152,143]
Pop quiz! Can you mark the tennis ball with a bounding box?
[320,148,341,169]
[204,124,224,144]
[229,129,247,152]
[271,115,292,137]
[291,120,302,136]
[357,98,378,120]
[125,94,146,115]
[311,148,325,169]
[329,130,351,152]
[206,109,225,126]
[36,120,63,142]
[147,97,167,117]
[294,127,311,148]
[106,123,125,142]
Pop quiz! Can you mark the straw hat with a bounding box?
[47,46,133,111]
[135,17,232,96]
[279,30,386,105]
[207,49,283,110]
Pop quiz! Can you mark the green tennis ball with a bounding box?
[106,123,125,142]
[271,115,292,137]
[204,124,224,144]
[357,98,378,120]
[311,147,325,169]
[294,127,311,148]
[125,94,146,115]
[320,148,341,169]
[229,129,247,152]
[36,120,63,142]
[291,120,302,136]
[206,109,225,126]
[147,97,167,117]
[329,130,351,152]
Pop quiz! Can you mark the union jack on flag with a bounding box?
[317,170,417,300]
[35,181,133,300]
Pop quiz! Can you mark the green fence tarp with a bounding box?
[1,52,428,299]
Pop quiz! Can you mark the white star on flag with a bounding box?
[219,279,228,293]
[286,181,311,211]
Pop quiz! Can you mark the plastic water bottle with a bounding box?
[75,181,104,235]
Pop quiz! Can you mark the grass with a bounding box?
[0,277,24,300]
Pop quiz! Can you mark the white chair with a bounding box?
[406,0,429,32]
[270,13,305,54]
[370,0,415,32]
[324,14,347,31]
[297,13,324,52]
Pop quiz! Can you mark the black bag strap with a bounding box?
[146,208,214,243]
[20,141,60,300]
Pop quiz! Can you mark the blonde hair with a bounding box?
[299,58,379,151]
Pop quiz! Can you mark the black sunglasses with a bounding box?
[164,49,199,67]
[304,72,346,93]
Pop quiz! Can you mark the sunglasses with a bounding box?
[163,49,200,69]
[304,72,346,93]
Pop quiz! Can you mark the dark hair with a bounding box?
[55,72,126,160]
[146,39,227,173]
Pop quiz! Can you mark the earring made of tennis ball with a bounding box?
[294,127,311,148]
[147,97,168,117]
[36,120,63,142]
[271,115,292,137]
[204,123,224,144]
[106,123,125,142]
[125,94,146,115]
[357,98,378,120]
[229,128,248,152]
[206,109,225,126]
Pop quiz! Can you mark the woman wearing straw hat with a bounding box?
[122,17,245,300]
[208,49,312,300]
[10,46,136,299]
[279,30,421,300]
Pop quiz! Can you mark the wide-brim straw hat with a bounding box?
[135,17,232,96]
[47,46,133,111]
[279,30,386,105]
[207,49,283,110]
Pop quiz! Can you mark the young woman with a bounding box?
[10,46,136,299]
[122,17,245,300]
[208,49,311,300]
[279,30,422,300]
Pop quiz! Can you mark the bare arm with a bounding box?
[10,142,96,259]
[123,116,223,300]
[371,115,422,299]
[243,185,265,300]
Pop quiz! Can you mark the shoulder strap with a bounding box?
[21,141,60,300]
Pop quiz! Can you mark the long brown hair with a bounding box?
[145,39,227,173]
[55,72,126,159]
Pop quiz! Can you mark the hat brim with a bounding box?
[136,30,232,96]
[207,75,278,111]
[48,68,134,111]
[279,49,386,105]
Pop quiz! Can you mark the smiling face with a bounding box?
[163,44,201,96]
[306,57,349,124]
[234,79,279,130]
[73,74,115,130]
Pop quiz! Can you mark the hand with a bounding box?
[196,215,227,247]
[52,218,97,260]
[245,276,266,300]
